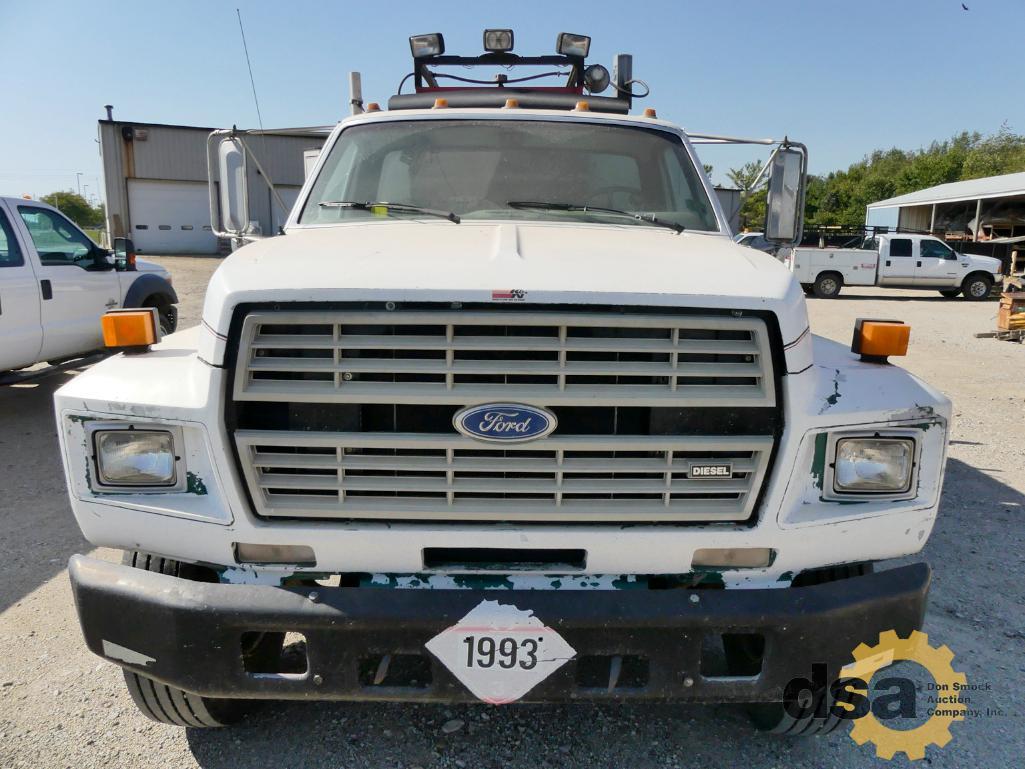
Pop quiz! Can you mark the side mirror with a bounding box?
[113,237,136,271]
[764,144,808,246]
[217,137,249,235]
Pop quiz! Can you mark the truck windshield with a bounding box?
[298,119,719,232]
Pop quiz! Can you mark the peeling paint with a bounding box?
[67,414,97,425]
[818,368,844,413]
[102,639,155,666]
[186,472,208,495]
[220,565,293,585]
[364,573,646,591]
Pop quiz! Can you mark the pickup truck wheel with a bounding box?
[961,274,993,301]
[119,551,250,727]
[939,288,961,298]
[812,273,842,299]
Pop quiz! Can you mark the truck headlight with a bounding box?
[94,430,177,486]
[833,438,914,493]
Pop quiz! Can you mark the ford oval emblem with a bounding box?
[453,403,557,443]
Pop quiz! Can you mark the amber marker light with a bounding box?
[851,319,910,362]
[101,308,159,351]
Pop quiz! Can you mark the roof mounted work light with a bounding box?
[584,63,610,93]
[483,28,514,52]
[409,33,445,58]
[556,32,590,57]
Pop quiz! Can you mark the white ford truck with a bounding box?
[0,196,177,381]
[57,33,949,735]
[789,232,1002,299]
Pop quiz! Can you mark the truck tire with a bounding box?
[961,273,993,301]
[939,288,961,298]
[730,563,874,736]
[143,299,177,335]
[119,551,249,727]
[812,273,842,299]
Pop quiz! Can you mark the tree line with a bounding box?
[38,191,106,229]
[730,126,1025,230]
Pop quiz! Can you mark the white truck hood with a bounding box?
[201,221,809,358]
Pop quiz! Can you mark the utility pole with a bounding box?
[76,172,83,196]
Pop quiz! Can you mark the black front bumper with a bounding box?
[68,555,929,704]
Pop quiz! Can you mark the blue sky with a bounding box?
[2,0,1023,200]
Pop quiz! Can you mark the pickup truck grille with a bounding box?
[232,311,775,408]
[235,431,773,522]
[230,308,779,524]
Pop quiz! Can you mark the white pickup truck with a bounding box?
[789,232,1002,299]
[57,33,950,740]
[0,197,177,381]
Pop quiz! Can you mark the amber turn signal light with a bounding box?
[101,308,159,350]
[851,319,910,362]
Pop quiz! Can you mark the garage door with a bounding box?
[127,180,219,254]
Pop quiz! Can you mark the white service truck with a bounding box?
[790,232,1002,299]
[56,33,949,736]
[0,197,177,381]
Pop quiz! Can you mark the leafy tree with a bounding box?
[802,127,1025,228]
[40,191,104,228]
[727,161,767,231]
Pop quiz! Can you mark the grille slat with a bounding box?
[234,311,775,408]
[236,431,773,523]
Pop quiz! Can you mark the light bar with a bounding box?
[409,33,445,59]
[556,32,590,57]
[483,28,514,52]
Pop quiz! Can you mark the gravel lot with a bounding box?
[1,256,1023,768]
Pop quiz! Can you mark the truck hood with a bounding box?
[201,220,809,355]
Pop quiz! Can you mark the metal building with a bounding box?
[99,118,326,254]
[866,171,1025,243]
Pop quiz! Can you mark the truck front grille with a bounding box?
[229,307,779,524]
[235,431,773,522]
[232,311,775,408]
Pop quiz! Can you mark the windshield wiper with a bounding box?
[506,201,684,234]
[318,200,460,223]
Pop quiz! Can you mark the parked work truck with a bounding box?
[789,232,1002,299]
[57,32,949,736]
[0,196,177,382]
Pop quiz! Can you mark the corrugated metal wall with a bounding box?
[99,120,325,250]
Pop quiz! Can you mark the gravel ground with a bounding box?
[1,256,1023,768]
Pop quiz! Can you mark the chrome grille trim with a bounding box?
[233,311,776,408]
[235,431,773,523]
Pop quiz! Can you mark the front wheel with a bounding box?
[961,274,993,301]
[812,273,842,299]
[119,552,251,727]
[939,288,961,298]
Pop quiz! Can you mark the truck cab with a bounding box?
[0,197,178,376]
[57,33,949,735]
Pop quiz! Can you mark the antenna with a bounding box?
[236,8,265,134]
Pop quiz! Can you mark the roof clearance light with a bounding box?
[583,64,610,93]
[410,33,445,59]
[483,29,514,53]
[556,32,591,57]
